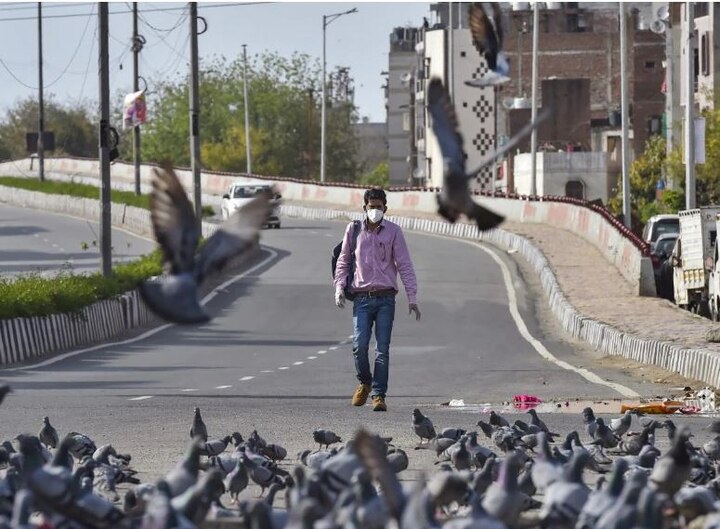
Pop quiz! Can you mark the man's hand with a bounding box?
[335,288,346,309]
[409,303,421,321]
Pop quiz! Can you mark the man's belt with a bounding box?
[353,288,397,298]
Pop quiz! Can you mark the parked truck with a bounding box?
[672,207,720,316]
[708,214,720,321]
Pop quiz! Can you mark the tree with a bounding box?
[0,96,96,159]
[359,161,389,188]
[609,134,682,228]
[139,51,361,180]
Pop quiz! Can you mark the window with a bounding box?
[648,116,662,136]
[645,61,656,69]
[701,32,710,76]
[460,51,466,58]
[402,112,410,132]
[565,181,584,199]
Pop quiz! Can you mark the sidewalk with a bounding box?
[503,221,720,353]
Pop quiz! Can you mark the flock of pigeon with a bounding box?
[3,392,720,529]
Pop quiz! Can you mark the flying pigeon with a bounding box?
[466,2,510,87]
[427,78,550,231]
[139,164,274,324]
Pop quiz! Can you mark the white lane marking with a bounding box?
[324,233,333,237]
[447,236,639,398]
[2,249,279,372]
[329,346,339,351]
[42,238,49,243]
[51,243,58,248]
[181,389,198,392]
[33,234,38,238]
[260,370,274,373]
[310,231,318,235]
[128,395,153,401]
[307,356,317,360]
[278,366,289,370]
[317,350,327,355]
[292,361,304,366]
[348,334,354,338]
[215,385,232,389]
[239,376,255,381]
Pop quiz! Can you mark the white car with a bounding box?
[220,181,281,228]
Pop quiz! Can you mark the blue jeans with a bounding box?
[352,295,396,397]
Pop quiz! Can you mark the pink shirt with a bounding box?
[334,219,418,304]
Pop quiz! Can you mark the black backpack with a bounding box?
[331,220,361,301]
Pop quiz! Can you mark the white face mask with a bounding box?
[366,208,384,224]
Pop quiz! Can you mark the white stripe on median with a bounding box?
[128,396,153,401]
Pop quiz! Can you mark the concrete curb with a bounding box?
[0,186,230,366]
[280,204,720,389]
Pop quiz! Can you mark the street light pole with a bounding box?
[684,1,695,210]
[242,44,252,174]
[132,2,142,195]
[37,2,44,182]
[529,1,539,196]
[320,7,357,183]
[619,2,632,227]
[98,2,112,277]
[188,2,202,224]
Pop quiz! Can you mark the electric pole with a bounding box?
[132,2,141,195]
[189,2,202,223]
[98,2,112,277]
[242,44,252,174]
[529,1,539,196]
[620,3,632,227]
[684,1,695,210]
[37,2,45,182]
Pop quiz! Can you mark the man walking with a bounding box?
[334,188,420,412]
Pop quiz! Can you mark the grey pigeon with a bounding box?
[163,440,201,497]
[387,447,409,473]
[190,407,208,442]
[313,429,342,449]
[450,439,472,471]
[488,411,510,428]
[649,428,691,496]
[703,435,720,460]
[224,458,249,504]
[531,432,564,492]
[413,409,437,443]
[171,468,225,524]
[582,407,598,440]
[594,472,646,529]
[471,456,496,497]
[609,411,634,438]
[39,417,59,449]
[437,428,466,441]
[0,385,11,408]
[415,436,455,455]
[199,436,231,457]
[139,481,178,529]
[139,164,274,324]
[242,452,281,496]
[260,443,288,462]
[576,458,628,529]
[539,451,590,528]
[354,428,406,522]
[426,78,505,231]
[590,418,619,449]
[66,432,97,461]
[465,3,510,87]
[481,452,527,526]
[11,489,33,529]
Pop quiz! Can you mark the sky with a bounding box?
[0,1,431,123]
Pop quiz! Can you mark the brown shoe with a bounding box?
[352,384,371,406]
[372,395,387,412]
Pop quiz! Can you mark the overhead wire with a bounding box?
[44,4,96,89]
[0,2,271,23]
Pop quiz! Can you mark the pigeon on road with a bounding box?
[139,163,274,324]
[412,409,436,443]
[190,407,208,442]
[39,416,59,449]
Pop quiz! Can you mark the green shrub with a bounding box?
[0,251,165,319]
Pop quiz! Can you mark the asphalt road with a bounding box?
[0,202,156,277]
[0,216,712,487]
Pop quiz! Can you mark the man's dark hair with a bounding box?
[364,188,387,206]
